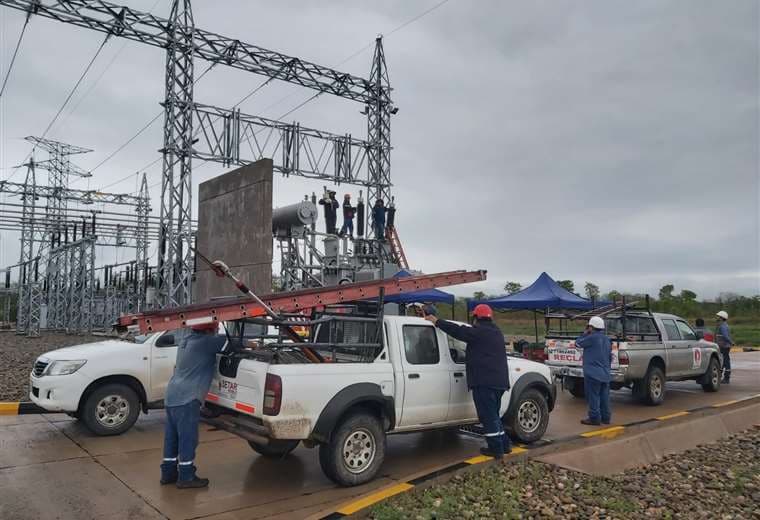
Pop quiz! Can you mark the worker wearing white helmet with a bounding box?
[575,316,612,426]
[715,311,733,384]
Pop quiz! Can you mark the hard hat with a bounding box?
[716,311,728,320]
[588,316,605,330]
[190,321,217,332]
[472,304,493,320]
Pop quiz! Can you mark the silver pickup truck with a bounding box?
[545,312,722,405]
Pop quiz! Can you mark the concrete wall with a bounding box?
[194,159,273,303]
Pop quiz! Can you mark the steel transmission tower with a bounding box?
[158,0,195,308]
[0,0,396,307]
[135,172,150,310]
[367,36,393,236]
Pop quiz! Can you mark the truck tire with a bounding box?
[81,383,140,436]
[318,412,386,486]
[639,365,666,406]
[504,388,550,444]
[700,357,721,393]
[566,377,585,398]
[248,439,299,458]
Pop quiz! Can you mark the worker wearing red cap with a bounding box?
[160,321,225,488]
[425,304,511,458]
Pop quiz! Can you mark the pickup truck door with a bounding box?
[397,324,450,427]
[675,320,703,375]
[660,318,689,376]
[444,333,476,421]
[148,330,182,401]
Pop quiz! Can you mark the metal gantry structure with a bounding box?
[0,0,397,307]
[0,136,154,335]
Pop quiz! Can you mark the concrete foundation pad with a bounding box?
[0,458,164,520]
[0,420,86,468]
[538,401,760,475]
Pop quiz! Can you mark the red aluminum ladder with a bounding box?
[119,269,486,334]
[386,226,409,269]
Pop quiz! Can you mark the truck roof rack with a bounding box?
[118,269,486,334]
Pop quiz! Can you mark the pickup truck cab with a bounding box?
[29,330,188,435]
[203,315,556,486]
[545,312,722,405]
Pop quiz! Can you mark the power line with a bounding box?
[256,0,453,123]
[55,0,163,134]
[3,34,112,183]
[0,11,31,100]
[86,61,219,191]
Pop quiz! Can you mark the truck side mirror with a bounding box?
[156,333,175,347]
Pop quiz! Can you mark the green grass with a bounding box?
[435,303,760,346]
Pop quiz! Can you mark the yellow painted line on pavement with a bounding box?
[464,454,492,464]
[656,411,690,421]
[0,402,20,415]
[712,400,739,408]
[336,482,414,515]
[464,447,528,465]
[580,426,625,439]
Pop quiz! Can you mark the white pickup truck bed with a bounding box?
[204,315,556,486]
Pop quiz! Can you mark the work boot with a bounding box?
[479,447,504,460]
[722,377,730,385]
[580,418,601,426]
[160,472,178,485]
[176,477,209,489]
[160,461,178,485]
[601,418,611,425]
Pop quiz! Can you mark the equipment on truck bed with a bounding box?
[118,269,487,334]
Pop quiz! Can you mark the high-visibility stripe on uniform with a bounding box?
[163,457,177,462]
[178,460,194,466]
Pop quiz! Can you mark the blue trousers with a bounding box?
[373,222,385,240]
[584,377,611,423]
[472,386,510,456]
[721,348,731,379]
[161,400,201,482]
[340,218,354,236]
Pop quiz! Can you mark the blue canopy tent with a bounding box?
[467,272,607,345]
[468,272,602,311]
[383,269,455,305]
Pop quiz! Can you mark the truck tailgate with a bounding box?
[208,356,268,418]
[545,339,583,366]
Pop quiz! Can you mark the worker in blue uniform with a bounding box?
[371,199,387,240]
[576,316,612,426]
[425,304,511,458]
[160,322,226,488]
[715,311,733,384]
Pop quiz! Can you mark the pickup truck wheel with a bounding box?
[566,377,585,398]
[319,412,385,486]
[504,388,549,444]
[640,365,666,406]
[248,439,299,458]
[701,357,721,393]
[81,384,140,436]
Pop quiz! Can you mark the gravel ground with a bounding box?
[370,428,760,519]
[0,332,104,401]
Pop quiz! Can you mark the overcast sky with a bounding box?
[0,0,758,300]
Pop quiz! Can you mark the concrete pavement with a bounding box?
[1,352,758,520]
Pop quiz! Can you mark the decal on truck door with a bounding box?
[692,347,702,370]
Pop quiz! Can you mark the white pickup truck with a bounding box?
[203,314,556,486]
[29,330,188,435]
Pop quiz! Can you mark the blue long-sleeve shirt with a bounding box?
[165,331,226,407]
[575,330,612,383]
[716,322,733,348]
